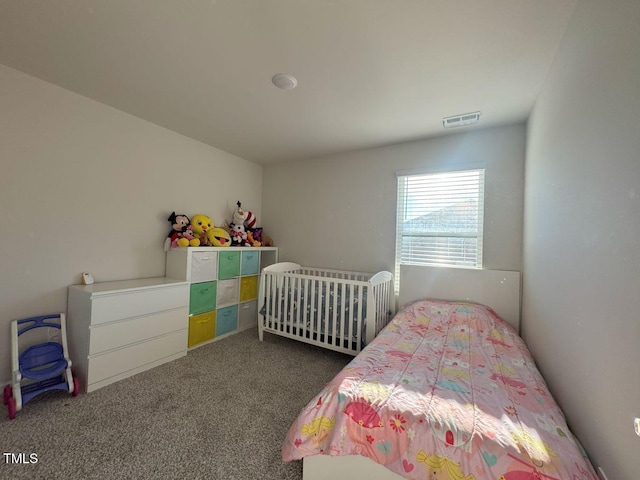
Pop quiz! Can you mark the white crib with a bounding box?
[258,262,395,355]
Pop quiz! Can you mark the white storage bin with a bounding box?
[216,278,239,308]
[238,300,258,331]
[190,251,218,283]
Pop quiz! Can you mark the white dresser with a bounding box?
[66,277,189,393]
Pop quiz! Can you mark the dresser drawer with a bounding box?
[241,250,260,275]
[217,278,239,308]
[89,307,188,355]
[216,305,238,336]
[188,311,216,348]
[218,251,240,279]
[190,251,218,283]
[238,300,258,330]
[239,275,258,302]
[189,281,217,315]
[90,284,188,326]
[87,329,187,385]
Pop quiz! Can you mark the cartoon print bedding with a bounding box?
[282,299,598,479]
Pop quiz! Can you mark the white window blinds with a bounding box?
[395,168,485,279]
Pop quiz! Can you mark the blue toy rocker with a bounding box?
[3,314,79,419]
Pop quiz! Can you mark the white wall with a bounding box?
[523,0,640,478]
[0,65,262,382]
[263,124,525,276]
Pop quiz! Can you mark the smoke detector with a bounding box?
[272,73,298,90]
[443,111,481,128]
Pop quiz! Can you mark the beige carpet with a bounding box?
[2,328,351,480]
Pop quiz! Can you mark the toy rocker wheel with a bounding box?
[72,377,80,397]
[7,396,16,420]
[3,385,11,406]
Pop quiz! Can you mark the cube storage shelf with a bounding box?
[166,247,278,349]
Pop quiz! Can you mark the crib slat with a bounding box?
[320,280,328,346]
[298,278,309,338]
[274,275,284,330]
[310,277,318,342]
[331,280,339,347]
[282,276,292,332]
[296,277,303,338]
[321,278,327,343]
[375,284,381,335]
[346,283,353,350]
[291,275,296,331]
[295,276,303,339]
[376,285,387,335]
[356,284,364,352]
[267,272,274,325]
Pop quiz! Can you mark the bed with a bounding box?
[282,265,598,480]
[258,262,395,355]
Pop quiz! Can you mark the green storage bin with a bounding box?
[218,251,241,279]
[189,281,217,315]
[216,305,238,336]
[241,250,260,275]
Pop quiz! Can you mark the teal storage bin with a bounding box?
[218,251,241,280]
[189,281,217,315]
[241,250,260,275]
[216,305,238,336]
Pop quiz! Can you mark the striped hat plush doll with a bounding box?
[230,201,251,246]
[244,209,257,230]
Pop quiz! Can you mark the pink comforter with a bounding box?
[283,300,598,479]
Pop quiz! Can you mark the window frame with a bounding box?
[395,165,486,288]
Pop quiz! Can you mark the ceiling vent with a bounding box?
[443,111,481,128]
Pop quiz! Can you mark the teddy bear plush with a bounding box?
[165,212,200,250]
[190,214,214,246]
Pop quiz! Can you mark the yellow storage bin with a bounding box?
[239,275,258,302]
[188,311,216,348]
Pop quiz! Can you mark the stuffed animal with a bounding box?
[165,212,200,250]
[207,226,232,247]
[247,230,261,247]
[191,213,214,246]
[229,201,251,246]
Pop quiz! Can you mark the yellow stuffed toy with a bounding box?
[207,226,231,247]
[190,214,213,246]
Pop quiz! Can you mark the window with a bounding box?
[395,168,485,283]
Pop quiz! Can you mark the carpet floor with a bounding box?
[1,328,352,480]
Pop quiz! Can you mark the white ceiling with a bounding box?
[0,0,576,164]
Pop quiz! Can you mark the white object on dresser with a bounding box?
[165,246,278,350]
[66,277,189,393]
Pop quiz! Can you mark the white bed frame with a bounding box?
[301,265,522,480]
[258,262,395,356]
